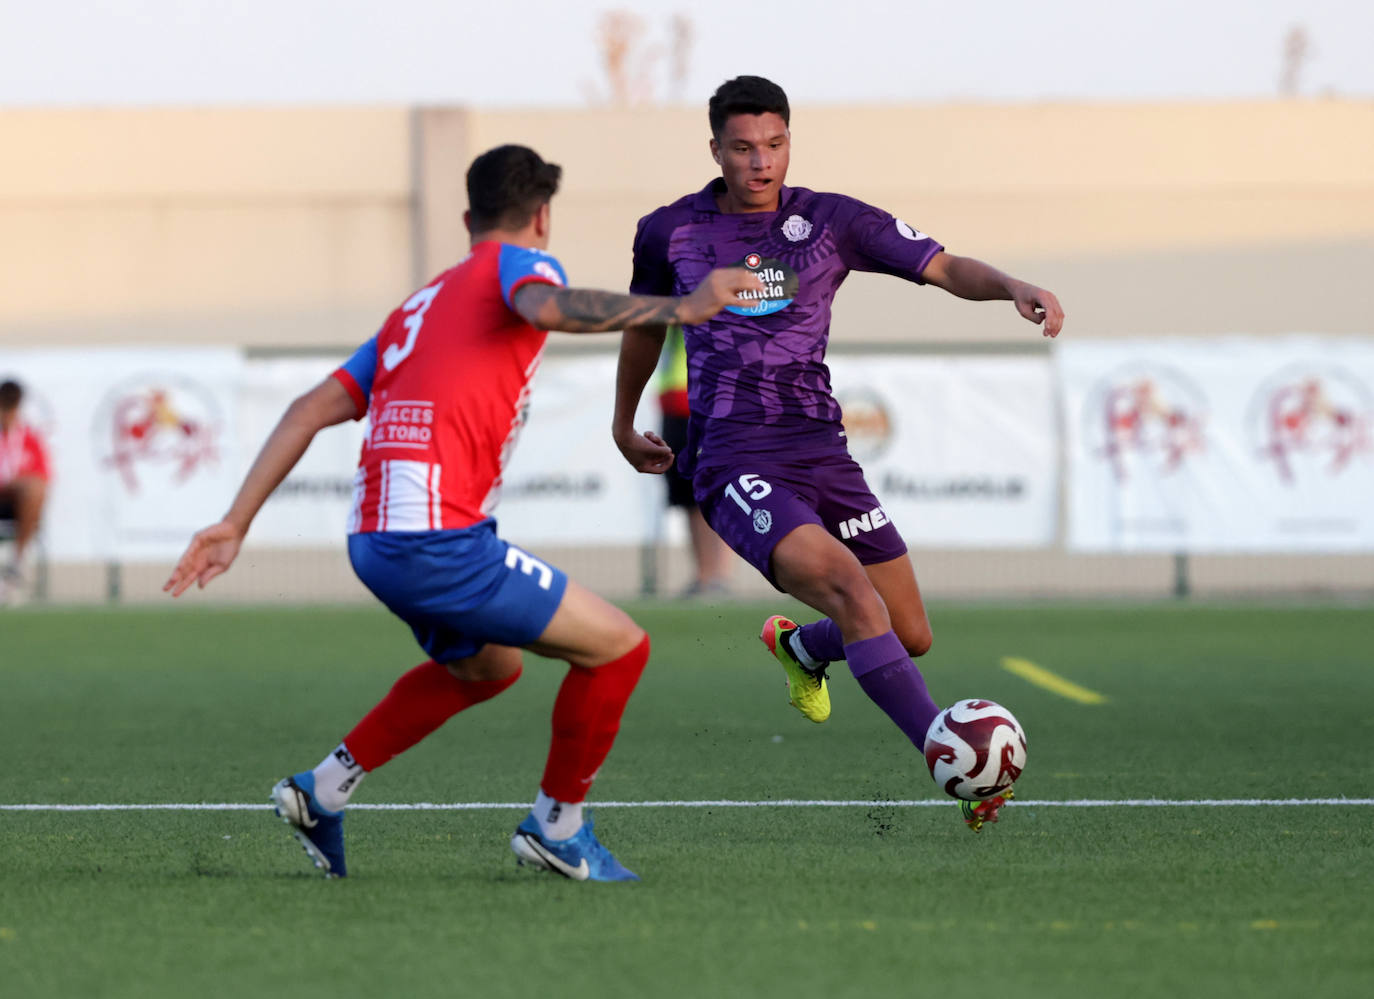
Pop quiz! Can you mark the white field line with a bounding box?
[1,798,1371,812]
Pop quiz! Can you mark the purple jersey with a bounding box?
[631,179,943,472]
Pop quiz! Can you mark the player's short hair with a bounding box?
[708,76,790,138]
[466,145,563,233]
[0,379,22,411]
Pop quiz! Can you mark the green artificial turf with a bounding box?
[1,601,1371,998]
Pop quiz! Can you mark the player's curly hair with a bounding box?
[466,145,563,233]
[708,76,790,138]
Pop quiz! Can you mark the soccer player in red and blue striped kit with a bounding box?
[165,145,761,880]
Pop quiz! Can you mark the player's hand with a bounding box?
[163,519,245,597]
[614,427,675,474]
[677,267,765,325]
[1013,283,1064,338]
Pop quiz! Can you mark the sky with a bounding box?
[1,0,1371,107]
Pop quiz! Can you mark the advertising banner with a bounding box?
[493,354,660,548]
[237,356,366,549]
[2,348,1061,560]
[1060,337,1374,552]
[0,347,243,562]
[830,354,1059,548]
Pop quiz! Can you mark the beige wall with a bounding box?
[1,100,1371,350]
[470,102,1374,342]
[0,108,415,347]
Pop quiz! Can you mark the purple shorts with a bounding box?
[693,452,907,588]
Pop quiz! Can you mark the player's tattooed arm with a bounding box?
[513,267,765,333]
[514,285,683,332]
[922,251,1065,337]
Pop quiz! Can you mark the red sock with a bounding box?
[344,660,521,772]
[540,635,650,803]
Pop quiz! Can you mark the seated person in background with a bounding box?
[0,378,50,597]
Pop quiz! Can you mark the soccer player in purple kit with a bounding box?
[612,76,1064,831]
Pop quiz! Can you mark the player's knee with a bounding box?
[446,646,522,683]
[826,565,885,617]
[786,553,867,604]
[603,623,649,665]
[902,625,933,658]
[579,609,646,670]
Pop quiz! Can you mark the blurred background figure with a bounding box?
[0,378,51,603]
[657,325,733,598]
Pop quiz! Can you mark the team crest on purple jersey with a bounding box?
[727,252,798,316]
[781,214,813,242]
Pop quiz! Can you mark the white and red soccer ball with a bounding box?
[923,699,1027,801]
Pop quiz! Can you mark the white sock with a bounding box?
[787,629,823,670]
[534,789,584,841]
[311,743,366,812]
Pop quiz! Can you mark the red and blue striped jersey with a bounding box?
[331,240,567,533]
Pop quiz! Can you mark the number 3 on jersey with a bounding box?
[723,473,772,513]
[382,282,443,371]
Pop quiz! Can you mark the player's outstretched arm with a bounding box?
[612,324,674,474]
[163,377,358,597]
[512,267,764,333]
[921,252,1065,337]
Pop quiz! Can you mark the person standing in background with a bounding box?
[655,326,734,598]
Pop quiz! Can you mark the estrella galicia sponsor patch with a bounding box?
[726,253,798,317]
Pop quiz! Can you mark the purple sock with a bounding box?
[846,632,941,749]
[796,618,845,663]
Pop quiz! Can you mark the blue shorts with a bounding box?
[347,521,569,662]
[693,452,907,588]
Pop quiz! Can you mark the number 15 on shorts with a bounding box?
[723,473,772,513]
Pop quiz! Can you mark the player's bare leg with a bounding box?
[769,525,940,746]
[771,524,893,640]
[761,524,887,721]
[524,578,644,667]
[272,642,524,877]
[783,553,932,667]
[685,506,733,596]
[512,580,647,881]
[864,554,934,658]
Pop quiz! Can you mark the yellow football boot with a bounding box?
[760,614,831,723]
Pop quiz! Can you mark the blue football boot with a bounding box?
[510,812,639,882]
[270,772,347,877]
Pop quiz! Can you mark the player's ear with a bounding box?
[534,202,551,242]
[463,210,472,234]
[709,137,721,165]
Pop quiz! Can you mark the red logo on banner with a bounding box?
[95,379,221,493]
[1247,368,1372,485]
[1089,366,1206,482]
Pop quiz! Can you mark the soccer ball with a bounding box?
[923,699,1027,801]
